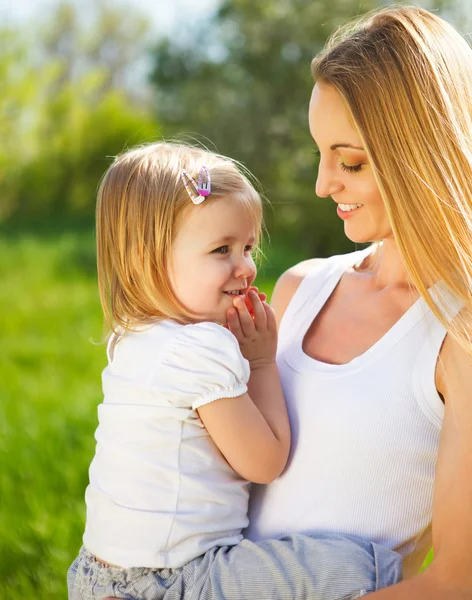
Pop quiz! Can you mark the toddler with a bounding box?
[68,142,402,600]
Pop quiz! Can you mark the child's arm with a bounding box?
[197,291,290,485]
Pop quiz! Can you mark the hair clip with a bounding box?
[181,166,211,205]
[197,166,211,197]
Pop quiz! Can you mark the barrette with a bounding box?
[181,166,211,205]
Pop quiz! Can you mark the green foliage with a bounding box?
[5,74,157,221]
[0,1,158,223]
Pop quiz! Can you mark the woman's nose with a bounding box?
[315,161,344,198]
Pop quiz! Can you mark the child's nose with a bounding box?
[234,255,255,279]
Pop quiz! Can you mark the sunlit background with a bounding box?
[1,0,470,597]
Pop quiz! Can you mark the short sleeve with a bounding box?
[156,322,250,410]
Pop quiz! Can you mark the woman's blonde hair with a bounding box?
[312,5,472,353]
[96,141,262,332]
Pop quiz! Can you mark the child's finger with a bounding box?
[226,307,244,341]
[248,285,266,303]
[247,287,267,314]
[244,294,255,319]
[263,301,277,333]
[233,295,255,337]
[248,290,267,331]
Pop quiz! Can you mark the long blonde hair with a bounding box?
[96,142,262,332]
[312,5,472,353]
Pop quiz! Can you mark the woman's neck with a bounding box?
[362,238,413,291]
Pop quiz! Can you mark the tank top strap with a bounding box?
[278,248,373,347]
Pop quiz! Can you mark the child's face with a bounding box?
[169,195,257,324]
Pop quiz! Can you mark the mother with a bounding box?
[246,5,472,598]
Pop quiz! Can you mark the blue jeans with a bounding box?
[68,533,402,600]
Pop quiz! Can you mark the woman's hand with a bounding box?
[226,288,277,367]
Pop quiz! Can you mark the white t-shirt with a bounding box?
[83,319,251,569]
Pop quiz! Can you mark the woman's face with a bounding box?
[309,82,393,243]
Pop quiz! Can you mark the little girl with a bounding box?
[68,142,402,600]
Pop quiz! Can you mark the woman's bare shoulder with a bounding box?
[271,258,326,326]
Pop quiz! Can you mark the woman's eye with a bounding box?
[340,162,363,173]
[212,245,229,254]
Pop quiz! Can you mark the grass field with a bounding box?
[0,227,106,598]
[0,226,432,598]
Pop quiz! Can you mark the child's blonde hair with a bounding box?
[96,142,263,332]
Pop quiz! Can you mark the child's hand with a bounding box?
[222,286,266,328]
[245,286,267,317]
[227,289,277,367]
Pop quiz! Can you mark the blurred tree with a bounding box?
[0,0,158,223]
[150,0,459,268]
[40,0,152,106]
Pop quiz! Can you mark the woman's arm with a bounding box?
[198,292,290,485]
[359,334,472,598]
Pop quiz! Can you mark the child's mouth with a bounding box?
[223,289,245,296]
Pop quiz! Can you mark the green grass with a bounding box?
[0,226,431,598]
[0,229,107,598]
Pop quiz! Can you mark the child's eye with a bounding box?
[244,245,254,253]
[340,162,363,173]
[212,245,229,254]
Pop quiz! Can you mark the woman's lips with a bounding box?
[337,204,363,220]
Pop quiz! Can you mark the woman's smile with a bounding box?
[336,203,364,220]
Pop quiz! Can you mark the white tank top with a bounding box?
[246,249,460,578]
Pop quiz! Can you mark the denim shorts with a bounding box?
[68,533,402,600]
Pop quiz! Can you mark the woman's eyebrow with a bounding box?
[330,143,365,151]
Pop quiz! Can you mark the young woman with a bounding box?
[245,6,472,599]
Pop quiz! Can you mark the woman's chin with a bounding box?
[344,227,375,244]
[344,223,390,245]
